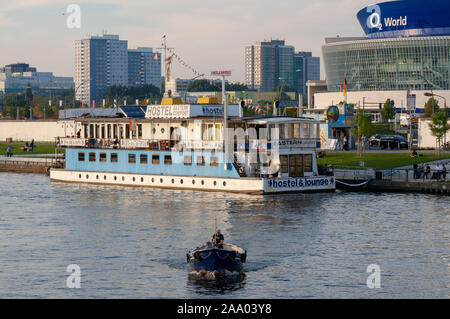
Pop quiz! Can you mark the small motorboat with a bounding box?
[187,243,247,278]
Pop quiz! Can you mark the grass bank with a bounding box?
[0,142,64,156]
[318,152,450,169]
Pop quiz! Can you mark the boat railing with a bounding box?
[57,137,226,152]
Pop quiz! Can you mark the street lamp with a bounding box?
[74,79,91,108]
[424,92,446,109]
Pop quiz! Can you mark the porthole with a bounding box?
[223,181,226,187]
[180,179,184,184]
[160,178,163,183]
[141,177,144,182]
[79,174,82,179]
[213,181,217,186]
[171,179,175,184]
[104,175,107,180]
[133,177,136,182]
[122,176,125,181]
[201,180,205,185]
[114,176,117,181]
[192,180,195,185]
[96,175,99,180]
[151,178,155,183]
[161,128,165,134]
[86,174,89,179]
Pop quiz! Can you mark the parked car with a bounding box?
[369,135,408,149]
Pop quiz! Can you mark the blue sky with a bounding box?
[0,0,376,82]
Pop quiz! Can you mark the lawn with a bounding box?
[317,152,450,169]
[0,142,64,156]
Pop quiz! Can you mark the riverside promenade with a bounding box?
[334,159,450,195]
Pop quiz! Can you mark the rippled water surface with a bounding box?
[0,173,448,298]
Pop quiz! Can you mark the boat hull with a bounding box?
[187,248,244,274]
[50,169,335,195]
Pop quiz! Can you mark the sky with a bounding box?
[0,0,377,82]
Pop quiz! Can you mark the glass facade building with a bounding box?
[323,36,450,93]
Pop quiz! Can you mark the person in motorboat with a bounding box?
[210,229,224,249]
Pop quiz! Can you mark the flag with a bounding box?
[343,78,347,97]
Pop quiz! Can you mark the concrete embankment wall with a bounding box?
[0,157,63,174]
[0,120,78,142]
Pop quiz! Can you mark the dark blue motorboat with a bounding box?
[187,243,247,277]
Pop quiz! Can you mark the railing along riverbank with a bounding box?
[0,156,64,175]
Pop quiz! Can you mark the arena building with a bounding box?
[312,0,450,111]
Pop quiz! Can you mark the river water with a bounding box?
[0,173,448,298]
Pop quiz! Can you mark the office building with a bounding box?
[245,40,320,94]
[0,63,74,95]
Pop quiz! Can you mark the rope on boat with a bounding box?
[336,179,370,187]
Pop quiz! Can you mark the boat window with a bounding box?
[78,152,85,162]
[152,155,160,164]
[197,156,205,166]
[280,155,288,174]
[304,154,313,173]
[111,153,118,163]
[125,125,130,139]
[289,154,304,177]
[89,152,96,162]
[137,124,143,139]
[210,156,219,167]
[287,124,294,140]
[164,155,172,165]
[294,123,300,139]
[128,153,136,164]
[184,155,192,166]
[279,124,286,140]
[140,154,148,164]
[99,153,107,162]
[303,123,310,138]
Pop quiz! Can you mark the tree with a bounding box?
[226,83,248,91]
[382,99,396,122]
[424,98,440,118]
[187,79,220,92]
[429,110,450,156]
[352,109,375,157]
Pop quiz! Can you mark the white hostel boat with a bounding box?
[50,97,335,195]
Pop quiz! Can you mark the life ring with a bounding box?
[239,167,245,174]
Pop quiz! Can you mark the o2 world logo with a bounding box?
[366,4,383,30]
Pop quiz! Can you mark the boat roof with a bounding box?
[244,116,318,125]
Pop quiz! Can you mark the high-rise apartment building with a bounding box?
[128,47,162,92]
[294,52,320,102]
[75,34,128,106]
[245,40,320,96]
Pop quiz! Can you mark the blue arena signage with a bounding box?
[357,0,450,39]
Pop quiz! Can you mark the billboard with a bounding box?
[357,0,450,39]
